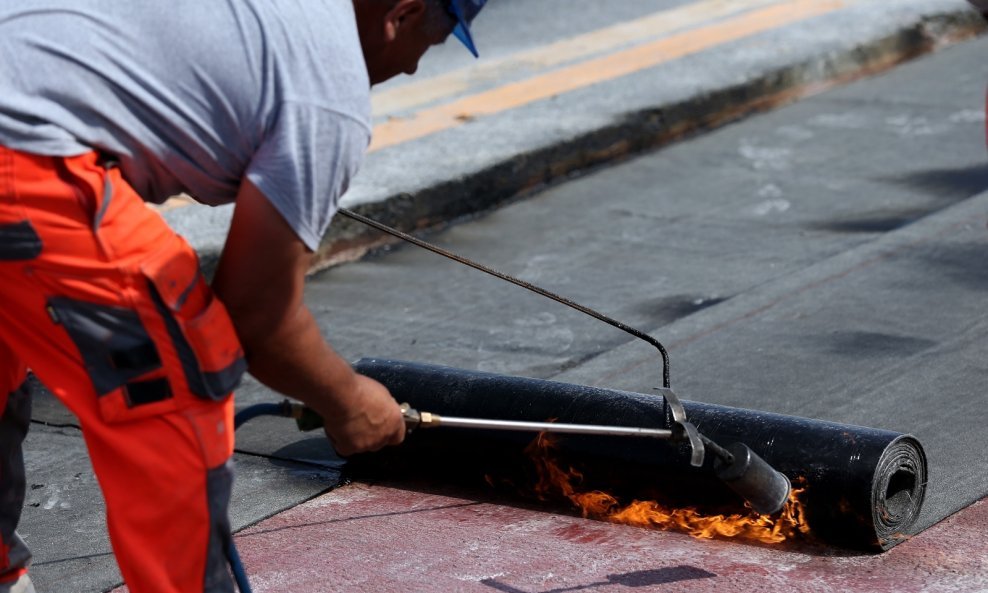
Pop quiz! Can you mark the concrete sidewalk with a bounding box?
[162,0,985,274]
[227,484,988,593]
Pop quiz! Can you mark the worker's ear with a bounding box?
[383,0,427,42]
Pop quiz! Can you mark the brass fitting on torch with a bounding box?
[400,402,440,432]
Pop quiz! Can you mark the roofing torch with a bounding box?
[329,208,791,515]
[234,208,793,515]
[283,390,792,516]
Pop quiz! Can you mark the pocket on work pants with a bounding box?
[9,149,246,425]
[139,234,247,403]
[46,294,175,422]
[43,244,247,424]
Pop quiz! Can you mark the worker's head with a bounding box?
[354,0,486,85]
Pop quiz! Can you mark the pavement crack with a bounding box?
[30,419,81,432]
[237,501,486,538]
[232,447,343,471]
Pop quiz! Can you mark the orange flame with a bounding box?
[525,432,811,544]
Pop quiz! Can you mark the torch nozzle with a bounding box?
[713,442,791,515]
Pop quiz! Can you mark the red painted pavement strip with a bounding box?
[229,484,988,593]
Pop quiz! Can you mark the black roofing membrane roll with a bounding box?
[352,358,927,552]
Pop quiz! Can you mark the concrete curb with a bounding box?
[163,3,986,277]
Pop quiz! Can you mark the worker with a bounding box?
[0,0,487,591]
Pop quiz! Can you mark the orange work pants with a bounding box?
[0,146,246,592]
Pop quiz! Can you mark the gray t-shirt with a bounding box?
[0,0,371,250]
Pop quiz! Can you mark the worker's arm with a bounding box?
[211,179,405,456]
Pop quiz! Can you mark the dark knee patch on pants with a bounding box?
[204,461,234,593]
[0,381,32,573]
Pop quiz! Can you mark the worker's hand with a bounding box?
[217,182,405,457]
[322,374,406,456]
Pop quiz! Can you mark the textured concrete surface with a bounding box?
[228,483,988,593]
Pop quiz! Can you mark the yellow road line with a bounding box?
[370,0,847,152]
[371,0,785,117]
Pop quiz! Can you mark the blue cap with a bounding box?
[447,0,486,58]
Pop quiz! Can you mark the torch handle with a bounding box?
[400,403,673,439]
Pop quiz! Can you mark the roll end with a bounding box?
[871,435,927,549]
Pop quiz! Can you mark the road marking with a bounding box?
[371,0,785,118]
[369,0,848,152]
